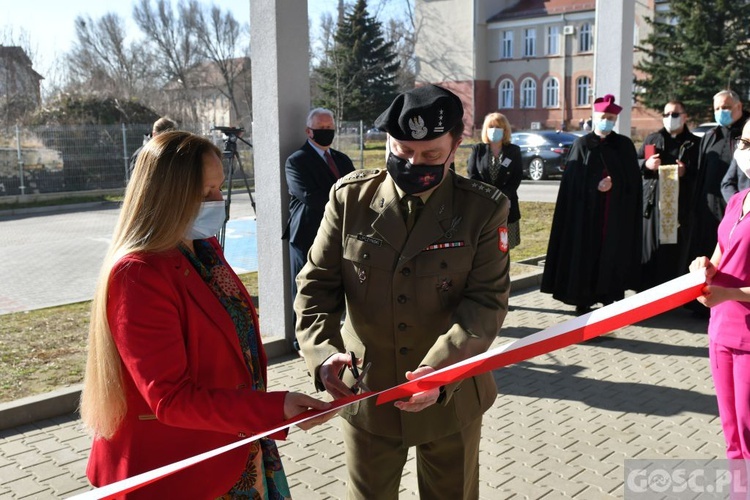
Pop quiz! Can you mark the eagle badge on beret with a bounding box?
[409,115,428,139]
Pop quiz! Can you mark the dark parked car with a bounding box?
[511,131,578,181]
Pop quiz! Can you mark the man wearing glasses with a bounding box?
[637,100,699,289]
[686,90,750,316]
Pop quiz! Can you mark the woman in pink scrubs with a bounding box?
[690,120,750,459]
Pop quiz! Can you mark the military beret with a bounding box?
[374,84,464,141]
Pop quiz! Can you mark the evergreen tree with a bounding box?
[315,0,400,124]
[635,0,750,123]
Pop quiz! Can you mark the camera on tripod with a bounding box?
[210,125,255,248]
[212,125,245,137]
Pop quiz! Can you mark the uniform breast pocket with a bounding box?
[343,234,396,307]
[415,246,473,309]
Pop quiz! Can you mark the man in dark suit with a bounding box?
[283,108,355,349]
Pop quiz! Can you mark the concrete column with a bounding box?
[593,0,635,135]
[250,1,310,346]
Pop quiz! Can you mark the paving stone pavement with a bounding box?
[0,286,723,499]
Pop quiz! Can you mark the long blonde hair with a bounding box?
[481,112,512,145]
[80,131,222,439]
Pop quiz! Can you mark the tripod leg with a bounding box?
[218,154,235,248]
[233,153,256,217]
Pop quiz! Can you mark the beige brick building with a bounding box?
[415,0,667,137]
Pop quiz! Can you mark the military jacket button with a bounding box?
[397,295,407,304]
[398,323,407,331]
[402,267,411,276]
[440,261,448,269]
[363,252,370,260]
[399,347,408,355]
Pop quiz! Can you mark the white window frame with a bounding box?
[579,23,593,52]
[499,79,514,109]
[546,26,560,56]
[501,31,513,59]
[524,28,536,57]
[576,76,592,106]
[544,77,560,108]
[521,78,537,108]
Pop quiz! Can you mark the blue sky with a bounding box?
[1,0,343,71]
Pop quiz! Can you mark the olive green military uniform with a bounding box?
[295,168,510,499]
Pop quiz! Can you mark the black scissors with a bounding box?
[347,351,372,394]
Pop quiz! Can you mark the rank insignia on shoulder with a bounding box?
[336,169,383,189]
[456,176,503,203]
[498,227,509,253]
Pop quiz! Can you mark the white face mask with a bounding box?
[185,200,226,239]
[734,148,750,180]
[663,115,683,133]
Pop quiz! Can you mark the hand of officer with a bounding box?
[394,366,440,413]
[319,353,357,400]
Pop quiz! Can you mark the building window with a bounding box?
[521,78,536,108]
[524,28,536,57]
[576,76,592,106]
[499,79,514,109]
[546,26,560,56]
[502,31,513,59]
[544,77,559,108]
[579,23,593,52]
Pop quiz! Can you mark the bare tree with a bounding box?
[192,4,250,125]
[66,13,156,99]
[0,26,37,64]
[133,0,201,122]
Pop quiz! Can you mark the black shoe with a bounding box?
[575,305,592,315]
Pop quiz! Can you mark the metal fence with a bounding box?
[0,121,374,198]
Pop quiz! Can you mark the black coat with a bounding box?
[687,111,750,262]
[283,141,355,255]
[721,158,750,203]
[541,132,642,307]
[636,127,699,287]
[466,142,523,223]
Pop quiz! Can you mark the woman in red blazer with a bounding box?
[81,131,333,499]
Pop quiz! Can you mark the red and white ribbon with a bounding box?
[71,270,706,499]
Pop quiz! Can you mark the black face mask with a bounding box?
[311,129,335,147]
[386,152,448,195]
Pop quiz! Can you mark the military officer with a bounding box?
[295,85,510,500]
